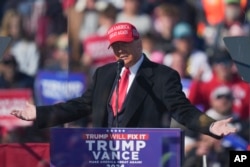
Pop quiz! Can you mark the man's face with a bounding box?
[212,60,233,79]
[210,93,233,115]
[111,39,142,67]
[225,3,241,21]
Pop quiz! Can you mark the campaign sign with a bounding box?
[34,70,86,105]
[0,89,33,130]
[83,35,116,67]
[50,128,184,167]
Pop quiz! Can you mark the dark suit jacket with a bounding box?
[35,55,220,139]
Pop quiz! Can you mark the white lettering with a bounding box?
[41,80,84,100]
[91,151,139,161]
[136,141,146,151]
[234,155,247,162]
[86,140,146,151]
[86,140,95,150]
[92,151,100,159]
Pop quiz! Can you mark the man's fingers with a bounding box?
[225,117,233,123]
[26,101,31,107]
[10,110,19,116]
[11,110,23,119]
[229,127,237,133]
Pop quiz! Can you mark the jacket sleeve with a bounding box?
[163,70,221,139]
[33,74,96,128]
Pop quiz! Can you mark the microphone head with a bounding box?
[117,59,125,67]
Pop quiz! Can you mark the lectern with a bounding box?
[50,128,184,167]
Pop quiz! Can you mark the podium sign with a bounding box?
[50,128,184,167]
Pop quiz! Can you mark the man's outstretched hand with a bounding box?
[210,117,237,137]
[10,101,36,121]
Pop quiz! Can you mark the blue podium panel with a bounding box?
[50,128,184,167]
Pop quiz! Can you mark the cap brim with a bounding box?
[108,38,134,48]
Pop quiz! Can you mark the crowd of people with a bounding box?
[0,0,250,166]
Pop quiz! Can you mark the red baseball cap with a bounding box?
[107,22,140,48]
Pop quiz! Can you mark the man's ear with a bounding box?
[137,39,143,52]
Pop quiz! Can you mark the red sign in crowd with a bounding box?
[0,89,33,135]
[83,35,116,68]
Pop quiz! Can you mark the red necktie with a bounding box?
[111,68,130,116]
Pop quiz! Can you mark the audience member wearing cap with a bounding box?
[208,86,249,142]
[173,22,193,39]
[184,85,249,167]
[185,84,235,155]
[188,49,250,120]
[208,86,235,121]
[11,22,236,141]
[164,22,212,81]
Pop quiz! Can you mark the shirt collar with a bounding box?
[125,54,144,75]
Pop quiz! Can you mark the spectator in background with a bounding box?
[202,0,249,54]
[95,2,118,36]
[201,0,247,26]
[35,0,67,48]
[169,50,191,80]
[207,86,249,142]
[201,0,226,26]
[0,9,22,43]
[43,33,69,72]
[164,22,212,82]
[8,16,40,78]
[183,133,230,167]
[116,0,152,35]
[141,32,165,64]
[167,0,199,32]
[188,49,250,120]
[0,8,40,77]
[152,2,180,52]
[32,0,67,70]
[81,2,117,74]
[78,0,99,41]
[0,54,33,89]
[184,86,249,167]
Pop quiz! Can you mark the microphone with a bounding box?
[115,59,124,127]
[117,59,124,74]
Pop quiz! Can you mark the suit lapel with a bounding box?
[120,57,154,126]
[93,64,117,127]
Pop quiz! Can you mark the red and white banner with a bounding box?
[0,89,33,131]
[0,143,50,167]
[83,35,116,67]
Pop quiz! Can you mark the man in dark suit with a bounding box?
[11,22,236,139]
